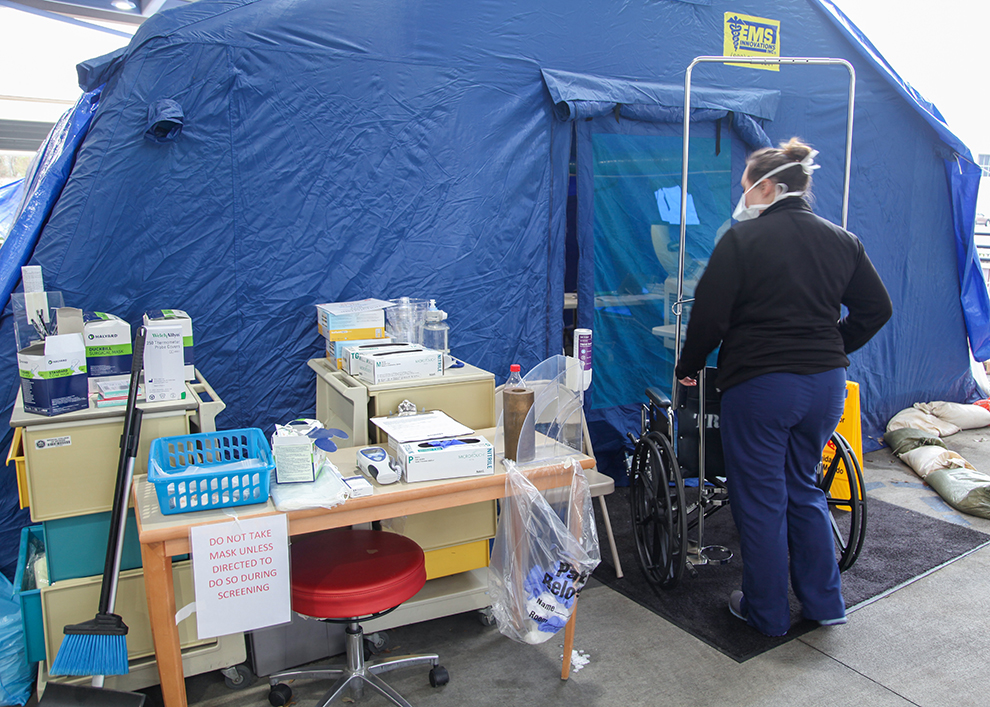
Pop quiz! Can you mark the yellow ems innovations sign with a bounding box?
[724,12,780,71]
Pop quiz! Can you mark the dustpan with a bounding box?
[38,682,146,706]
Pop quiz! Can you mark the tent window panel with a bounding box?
[591,132,732,410]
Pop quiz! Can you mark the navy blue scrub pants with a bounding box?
[720,368,847,636]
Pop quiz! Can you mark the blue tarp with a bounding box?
[0,0,984,501]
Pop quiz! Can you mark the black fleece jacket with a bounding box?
[674,197,892,391]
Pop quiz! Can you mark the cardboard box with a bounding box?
[342,341,412,375]
[143,309,194,380]
[83,311,132,393]
[17,309,88,416]
[325,337,392,371]
[397,437,494,483]
[144,321,186,402]
[352,347,442,384]
[316,300,387,341]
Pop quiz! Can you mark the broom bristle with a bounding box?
[49,614,129,677]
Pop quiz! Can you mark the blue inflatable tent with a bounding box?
[1,0,987,567]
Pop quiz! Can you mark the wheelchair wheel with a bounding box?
[818,431,867,572]
[630,431,688,590]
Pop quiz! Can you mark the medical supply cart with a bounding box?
[8,370,247,694]
[308,358,497,624]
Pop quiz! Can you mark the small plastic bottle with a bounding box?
[422,300,450,354]
[506,363,523,389]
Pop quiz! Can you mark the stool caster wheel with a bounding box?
[221,663,254,689]
[429,665,449,687]
[365,631,390,655]
[268,683,292,706]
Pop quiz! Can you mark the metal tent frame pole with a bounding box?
[674,56,856,566]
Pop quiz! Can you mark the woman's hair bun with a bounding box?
[780,136,812,162]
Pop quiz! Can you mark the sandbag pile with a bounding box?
[885,402,990,519]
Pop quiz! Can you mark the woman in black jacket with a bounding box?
[674,137,891,636]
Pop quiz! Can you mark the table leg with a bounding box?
[141,541,186,707]
[560,599,576,680]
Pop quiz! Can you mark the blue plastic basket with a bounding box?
[147,428,273,515]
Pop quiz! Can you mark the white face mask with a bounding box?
[732,150,820,222]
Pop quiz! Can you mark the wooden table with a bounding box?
[133,428,594,707]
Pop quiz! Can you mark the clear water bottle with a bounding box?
[506,363,523,389]
[422,300,450,354]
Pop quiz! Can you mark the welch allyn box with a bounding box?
[397,437,494,483]
[144,321,186,402]
[143,309,194,380]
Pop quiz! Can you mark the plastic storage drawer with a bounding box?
[40,561,206,666]
[14,525,45,664]
[43,511,143,583]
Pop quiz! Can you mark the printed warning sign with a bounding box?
[190,514,291,638]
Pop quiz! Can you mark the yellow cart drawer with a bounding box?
[23,412,191,521]
[424,539,490,580]
[7,427,28,510]
[40,561,207,666]
[385,500,497,551]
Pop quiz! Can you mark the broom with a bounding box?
[50,326,146,677]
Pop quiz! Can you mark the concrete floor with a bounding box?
[126,429,990,706]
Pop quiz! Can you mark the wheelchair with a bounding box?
[627,367,867,591]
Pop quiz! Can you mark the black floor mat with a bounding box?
[593,487,990,662]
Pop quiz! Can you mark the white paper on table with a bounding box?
[370,409,473,443]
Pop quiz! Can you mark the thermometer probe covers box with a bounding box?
[143,309,194,380]
[144,322,187,402]
[397,437,494,483]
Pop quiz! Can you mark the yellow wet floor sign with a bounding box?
[821,380,863,498]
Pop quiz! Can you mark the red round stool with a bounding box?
[267,529,448,707]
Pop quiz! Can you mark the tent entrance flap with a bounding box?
[580,123,734,413]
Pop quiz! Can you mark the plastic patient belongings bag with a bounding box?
[488,458,600,645]
[0,572,34,705]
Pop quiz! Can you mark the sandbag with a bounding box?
[924,467,990,520]
[914,401,990,430]
[886,407,960,437]
[898,446,974,480]
[883,428,946,456]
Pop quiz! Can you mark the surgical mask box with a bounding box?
[397,437,495,483]
[143,321,187,402]
[316,301,386,341]
[326,337,392,371]
[352,347,442,384]
[143,309,194,380]
[17,310,88,417]
[84,312,132,393]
